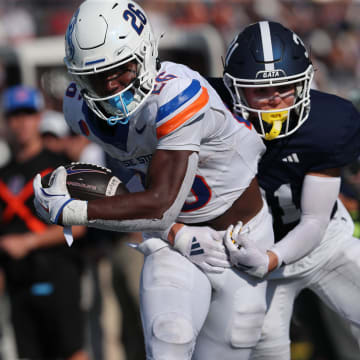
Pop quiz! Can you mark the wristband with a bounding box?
[62,200,88,226]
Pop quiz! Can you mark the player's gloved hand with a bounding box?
[173,225,231,273]
[224,221,269,278]
[33,166,74,225]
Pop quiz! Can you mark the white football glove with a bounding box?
[224,221,269,278]
[33,166,74,225]
[173,225,231,273]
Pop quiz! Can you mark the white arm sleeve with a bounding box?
[84,152,199,233]
[271,175,340,265]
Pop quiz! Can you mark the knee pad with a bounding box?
[230,290,267,348]
[153,312,194,344]
[149,313,195,360]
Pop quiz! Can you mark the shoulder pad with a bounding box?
[154,77,209,139]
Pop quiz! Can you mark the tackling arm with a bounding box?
[223,169,341,277]
[269,169,341,268]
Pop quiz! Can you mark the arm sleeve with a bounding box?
[271,174,340,265]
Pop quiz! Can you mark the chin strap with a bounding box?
[107,116,129,126]
[107,89,135,125]
[262,110,288,140]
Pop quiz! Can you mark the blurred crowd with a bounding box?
[0,0,359,98]
[0,0,359,360]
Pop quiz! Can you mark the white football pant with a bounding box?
[250,201,360,359]
[140,202,273,360]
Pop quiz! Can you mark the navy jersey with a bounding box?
[207,77,360,241]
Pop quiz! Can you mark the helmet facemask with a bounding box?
[224,65,314,140]
[73,55,154,125]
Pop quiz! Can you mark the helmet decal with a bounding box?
[293,33,309,58]
[256,69,286,79]
[65,8,79,62]
[123,3,147,35]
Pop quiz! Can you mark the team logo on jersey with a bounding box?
[256,69,286,79]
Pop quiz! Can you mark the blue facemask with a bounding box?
[107,90,134,126]
[108,90,134,115]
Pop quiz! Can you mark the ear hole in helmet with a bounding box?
[133,78,140,88]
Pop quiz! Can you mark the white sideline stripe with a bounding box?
[259,21,274,71]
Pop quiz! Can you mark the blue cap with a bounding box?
[3,85,44,116]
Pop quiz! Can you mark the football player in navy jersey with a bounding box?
[205,21,360,359]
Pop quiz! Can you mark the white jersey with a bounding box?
[63,61,265,224]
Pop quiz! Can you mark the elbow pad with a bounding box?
[272,175,340,265]
[88,153,199,233]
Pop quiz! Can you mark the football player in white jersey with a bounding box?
[32,1,275,359]
[206,21,360,359]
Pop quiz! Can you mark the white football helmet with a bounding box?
[64,0,159,124]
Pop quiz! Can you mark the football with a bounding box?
[41,162,128,200]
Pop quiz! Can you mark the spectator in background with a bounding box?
[173,0,210,26]
[61,128,107,360]
[38,96,107,360]
[0,5,35,45]
[0,85,89,360]
[0,139,11,169]
[40,67,145,360]
[40,109,71,154]
[65,131,146,360]
[64,131,105,168]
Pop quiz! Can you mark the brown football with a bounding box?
[41,162,128,200]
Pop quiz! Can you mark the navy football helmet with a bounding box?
[223,21,314,140]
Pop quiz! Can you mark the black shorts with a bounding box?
[9,255,85,359]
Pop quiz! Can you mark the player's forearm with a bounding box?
[88,190,170,221]
[270,175,340,266]
[271,216,327,265]
[86,184,189,233]
[62,153,199,233]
